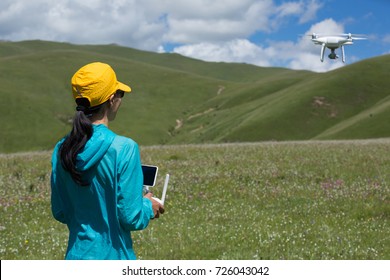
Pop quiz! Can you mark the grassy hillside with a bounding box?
[0,40,389,152]
[172,55,390,143]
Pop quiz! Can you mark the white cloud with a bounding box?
[173,39,272,67]
[0,0,343,72]
[299,0,323,24]
[0,0,167,50]
[162,0,276,43]
[307,18,345,35]
[276,2,303,18]
[0,0,318,48]
[173,18,347,72]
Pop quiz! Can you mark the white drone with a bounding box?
[309,33,366,63]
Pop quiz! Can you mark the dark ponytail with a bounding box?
[59,111,92,186]
[59,98,98,186]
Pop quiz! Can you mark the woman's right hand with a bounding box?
[144,192,165,218]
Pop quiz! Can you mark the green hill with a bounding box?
[1,40,389,153]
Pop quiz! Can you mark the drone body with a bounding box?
[310,33,366,63]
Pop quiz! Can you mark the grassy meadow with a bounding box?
[0,140,389,260]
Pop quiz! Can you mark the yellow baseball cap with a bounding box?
[71,62,131,107]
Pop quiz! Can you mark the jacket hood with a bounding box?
[76,124,116,171]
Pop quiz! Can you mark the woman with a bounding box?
[51,62,164,260]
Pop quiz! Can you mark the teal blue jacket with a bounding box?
[51,124,154,260]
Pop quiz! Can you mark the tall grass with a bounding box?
[0,141,389,259]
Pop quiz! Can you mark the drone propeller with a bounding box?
[339,33,367,40]
[304,32,320,39]
[306,33,367,38]
[340,33,366,37]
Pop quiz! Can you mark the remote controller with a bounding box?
[152,174,169,205]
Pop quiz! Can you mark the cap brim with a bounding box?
[118,81,131,93]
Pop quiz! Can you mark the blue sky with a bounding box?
[0,0,389,72]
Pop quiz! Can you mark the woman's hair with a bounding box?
[59,90,123,185]
[59,98,104,186]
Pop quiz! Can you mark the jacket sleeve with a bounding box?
[116,139,154,231]
[50,144,67,224]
